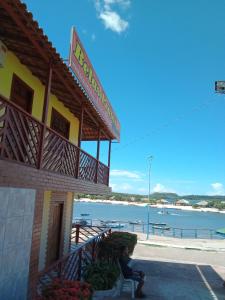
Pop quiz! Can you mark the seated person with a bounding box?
[119,245,146,298]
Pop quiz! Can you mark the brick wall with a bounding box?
[0,159,111,299]
[28,190,44,299]
[0,160,111,195]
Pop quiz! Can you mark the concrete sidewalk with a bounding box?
[136,233,225,252]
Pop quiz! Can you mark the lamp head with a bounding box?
[147,155,154,162]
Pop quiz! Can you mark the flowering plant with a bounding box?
[38,279,92,300]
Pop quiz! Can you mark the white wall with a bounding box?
[0,187,36,300]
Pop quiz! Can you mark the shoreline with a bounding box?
[75,198,225,214]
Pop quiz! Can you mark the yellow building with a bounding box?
[0,1,120,299]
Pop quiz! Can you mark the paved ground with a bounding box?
[110,242,225,300]
[133,243,225,268]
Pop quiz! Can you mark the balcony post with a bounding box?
[95,128,101,183]
[75,224,80,244]
[0,101,9,157]
[78,104,84,148]
[91,239,96,262]
[76,105,84,178]
[38,64,52,169]
[107,140,111,186]
[78,248,82,280]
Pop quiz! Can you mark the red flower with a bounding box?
[38,279,92,300]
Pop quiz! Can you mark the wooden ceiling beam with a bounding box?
[19,59,47,72]
[0,29,29,43]
[0,1,83,102]
[50,89,71,101]
[0,1,114,140]
[6,46,42,60]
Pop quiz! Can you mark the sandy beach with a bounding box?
[76,198,225,214]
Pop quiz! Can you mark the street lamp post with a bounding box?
[147,155,153,239]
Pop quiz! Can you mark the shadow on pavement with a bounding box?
[116,259,225,300]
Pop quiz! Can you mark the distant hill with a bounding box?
[182,195,225,201]
[78,192,225,203]
[150,192,178,200]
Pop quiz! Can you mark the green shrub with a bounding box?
[83,261,120,291]
[98,231,137,261]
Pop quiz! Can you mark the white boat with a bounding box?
[129,220,143,225]
[101,220,125,228]
[158,209,170,215]
[106,222,125,228]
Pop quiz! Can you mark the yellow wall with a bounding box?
[0,47,79,145]
[0,49,45,120]
[47,96,79,145]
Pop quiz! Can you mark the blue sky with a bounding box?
[23,0,225,196]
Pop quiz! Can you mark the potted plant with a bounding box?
[97,232,137,262]
[83,261,120,299]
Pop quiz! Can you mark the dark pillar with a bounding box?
[107,140,112,186]
[95,128,101,183]
[38,64,52,169]
[78,104,84,148]
[108,140,112,168]
[76,105,84,178]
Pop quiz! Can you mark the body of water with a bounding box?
[73,201,225,238]
[73,201,225,229]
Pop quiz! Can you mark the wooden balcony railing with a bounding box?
[37,226,111,296]
[0,95,109,185]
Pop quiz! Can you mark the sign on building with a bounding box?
[0,41,7,68]
[215,81,225,94]
[69,28,120,141]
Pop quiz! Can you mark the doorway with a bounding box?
[47,202,64,266]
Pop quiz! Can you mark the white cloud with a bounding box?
[104,0,131,10]
[110,183,118,190]
[110,169,141,179]
[120,183,133,191]
[94,0,130,33]
[211,182,225,195]
[110,182,133,192]
[99,11,128,33]
[153,183,176,193]
[138,187,148,194]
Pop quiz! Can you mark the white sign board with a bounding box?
[0,40,7,68]
[215,81,225,94]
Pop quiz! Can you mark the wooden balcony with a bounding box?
[0,95,109,186]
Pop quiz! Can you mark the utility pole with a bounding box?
[147,155,153,239]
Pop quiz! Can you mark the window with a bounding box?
[10,74,34,113]
[50,108,70,139]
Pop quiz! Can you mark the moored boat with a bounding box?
[129,220,143,225]
[101,220,125,228]
[105,222,125,228]
[152,225,170,230]
[216,228,225,236]
[149,222,167,226]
